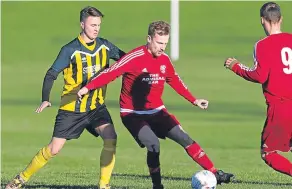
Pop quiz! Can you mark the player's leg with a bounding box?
[86,106,117,189]
[138,126,163,189]
[5,137,66,189]
[167,125,217,173]
[6,110,89,189]
[121,113,163,189]
[166,125,234,184]
[261,103,292,176]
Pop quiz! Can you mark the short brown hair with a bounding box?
[148,21,170,37]
[260,2,281,23]
[80,6,104,22]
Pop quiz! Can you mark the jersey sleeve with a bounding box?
[50,46,71,73]
[105,39,126,61]
[166,60,196,104]
[41,46,71,102]
[85,52,137,90]
[231,42,269,84]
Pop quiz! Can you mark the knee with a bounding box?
[141,137,160,152]
[103,139,117,152]
[47,144,62,156]
[100,124,117,140]
[261,150,276,164]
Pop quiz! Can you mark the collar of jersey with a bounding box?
[78,34,96,51]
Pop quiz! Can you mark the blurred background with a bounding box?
[2,1,292,189]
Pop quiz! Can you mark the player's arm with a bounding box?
[78,54,136,98]
[166,62,208,109]
[105,39,126,61]
[36,47,70,113]
[225,43,268,84]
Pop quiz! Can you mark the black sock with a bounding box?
[147,151,161,186]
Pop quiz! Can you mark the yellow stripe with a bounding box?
[101,47,107,67]
[60,95,76,111]
[95,50,101,73]
[97,48,108,105]
[90,89,98,110]
[80,94,89,112]
[98,88,104,104]
[86,54,92,80]
[75,53,83,84]
[78,35,96,51]
[60,63,78,111]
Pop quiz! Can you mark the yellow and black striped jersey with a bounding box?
[50,35,125,112]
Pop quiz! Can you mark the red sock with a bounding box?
[185,142,217,173]
[264,152,292,176]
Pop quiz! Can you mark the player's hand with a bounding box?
[194,99,209,109]
[224,57,239,70]
[35,101,51,113]
[77,87,89,101]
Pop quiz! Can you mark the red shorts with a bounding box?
[121,109,180,147]
[261,102,292,153]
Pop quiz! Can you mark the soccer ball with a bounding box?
[191,170,217,189]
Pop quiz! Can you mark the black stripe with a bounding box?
[71,55,77,83]
[85,55,97,111]
[99,50,103,69]
[91,55,97,78]
[80,53,88,87]
[75,53,87,112]
[85,89,95,111]
[106,49,110,69]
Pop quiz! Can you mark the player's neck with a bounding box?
[269,25,281,35]
[80,32,95,43]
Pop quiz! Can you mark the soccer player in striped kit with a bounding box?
[6,6,125,189]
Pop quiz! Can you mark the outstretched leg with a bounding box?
[167,125,234,184]
[5,137,66,189]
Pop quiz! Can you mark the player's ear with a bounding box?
[80,22,85,30]
[147,35,152,43]
[261,17,264,25]
[279,16,283,24]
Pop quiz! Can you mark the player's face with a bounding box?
[81,16,101,40]
[147,33,169,57]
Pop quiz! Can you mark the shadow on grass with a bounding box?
[1,184,132,189]
[2,173,292,188]
[114,173,292,187]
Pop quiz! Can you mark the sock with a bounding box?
[264,152,292,176]
[99,139,117,187]
[20,146,53,181]
[147,151,161,186]
[185,142,217,173]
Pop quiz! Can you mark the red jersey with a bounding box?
[232,33,292,103]
[86,45,196,114]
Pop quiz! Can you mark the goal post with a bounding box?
[170,0,179,61]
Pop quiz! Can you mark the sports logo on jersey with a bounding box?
[160,65,166,73]
[142,68,148,72]
[81,57,87,63]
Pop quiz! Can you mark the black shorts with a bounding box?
[121,109,180,147]
[53,105,113,140]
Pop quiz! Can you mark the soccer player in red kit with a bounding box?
[225,2,292,177]
[78,20,234,188]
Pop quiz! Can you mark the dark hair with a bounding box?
[148,20,170,37]
[260,2,281,23]
[80,6,104,22]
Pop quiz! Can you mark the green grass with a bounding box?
[1,1,292,189]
